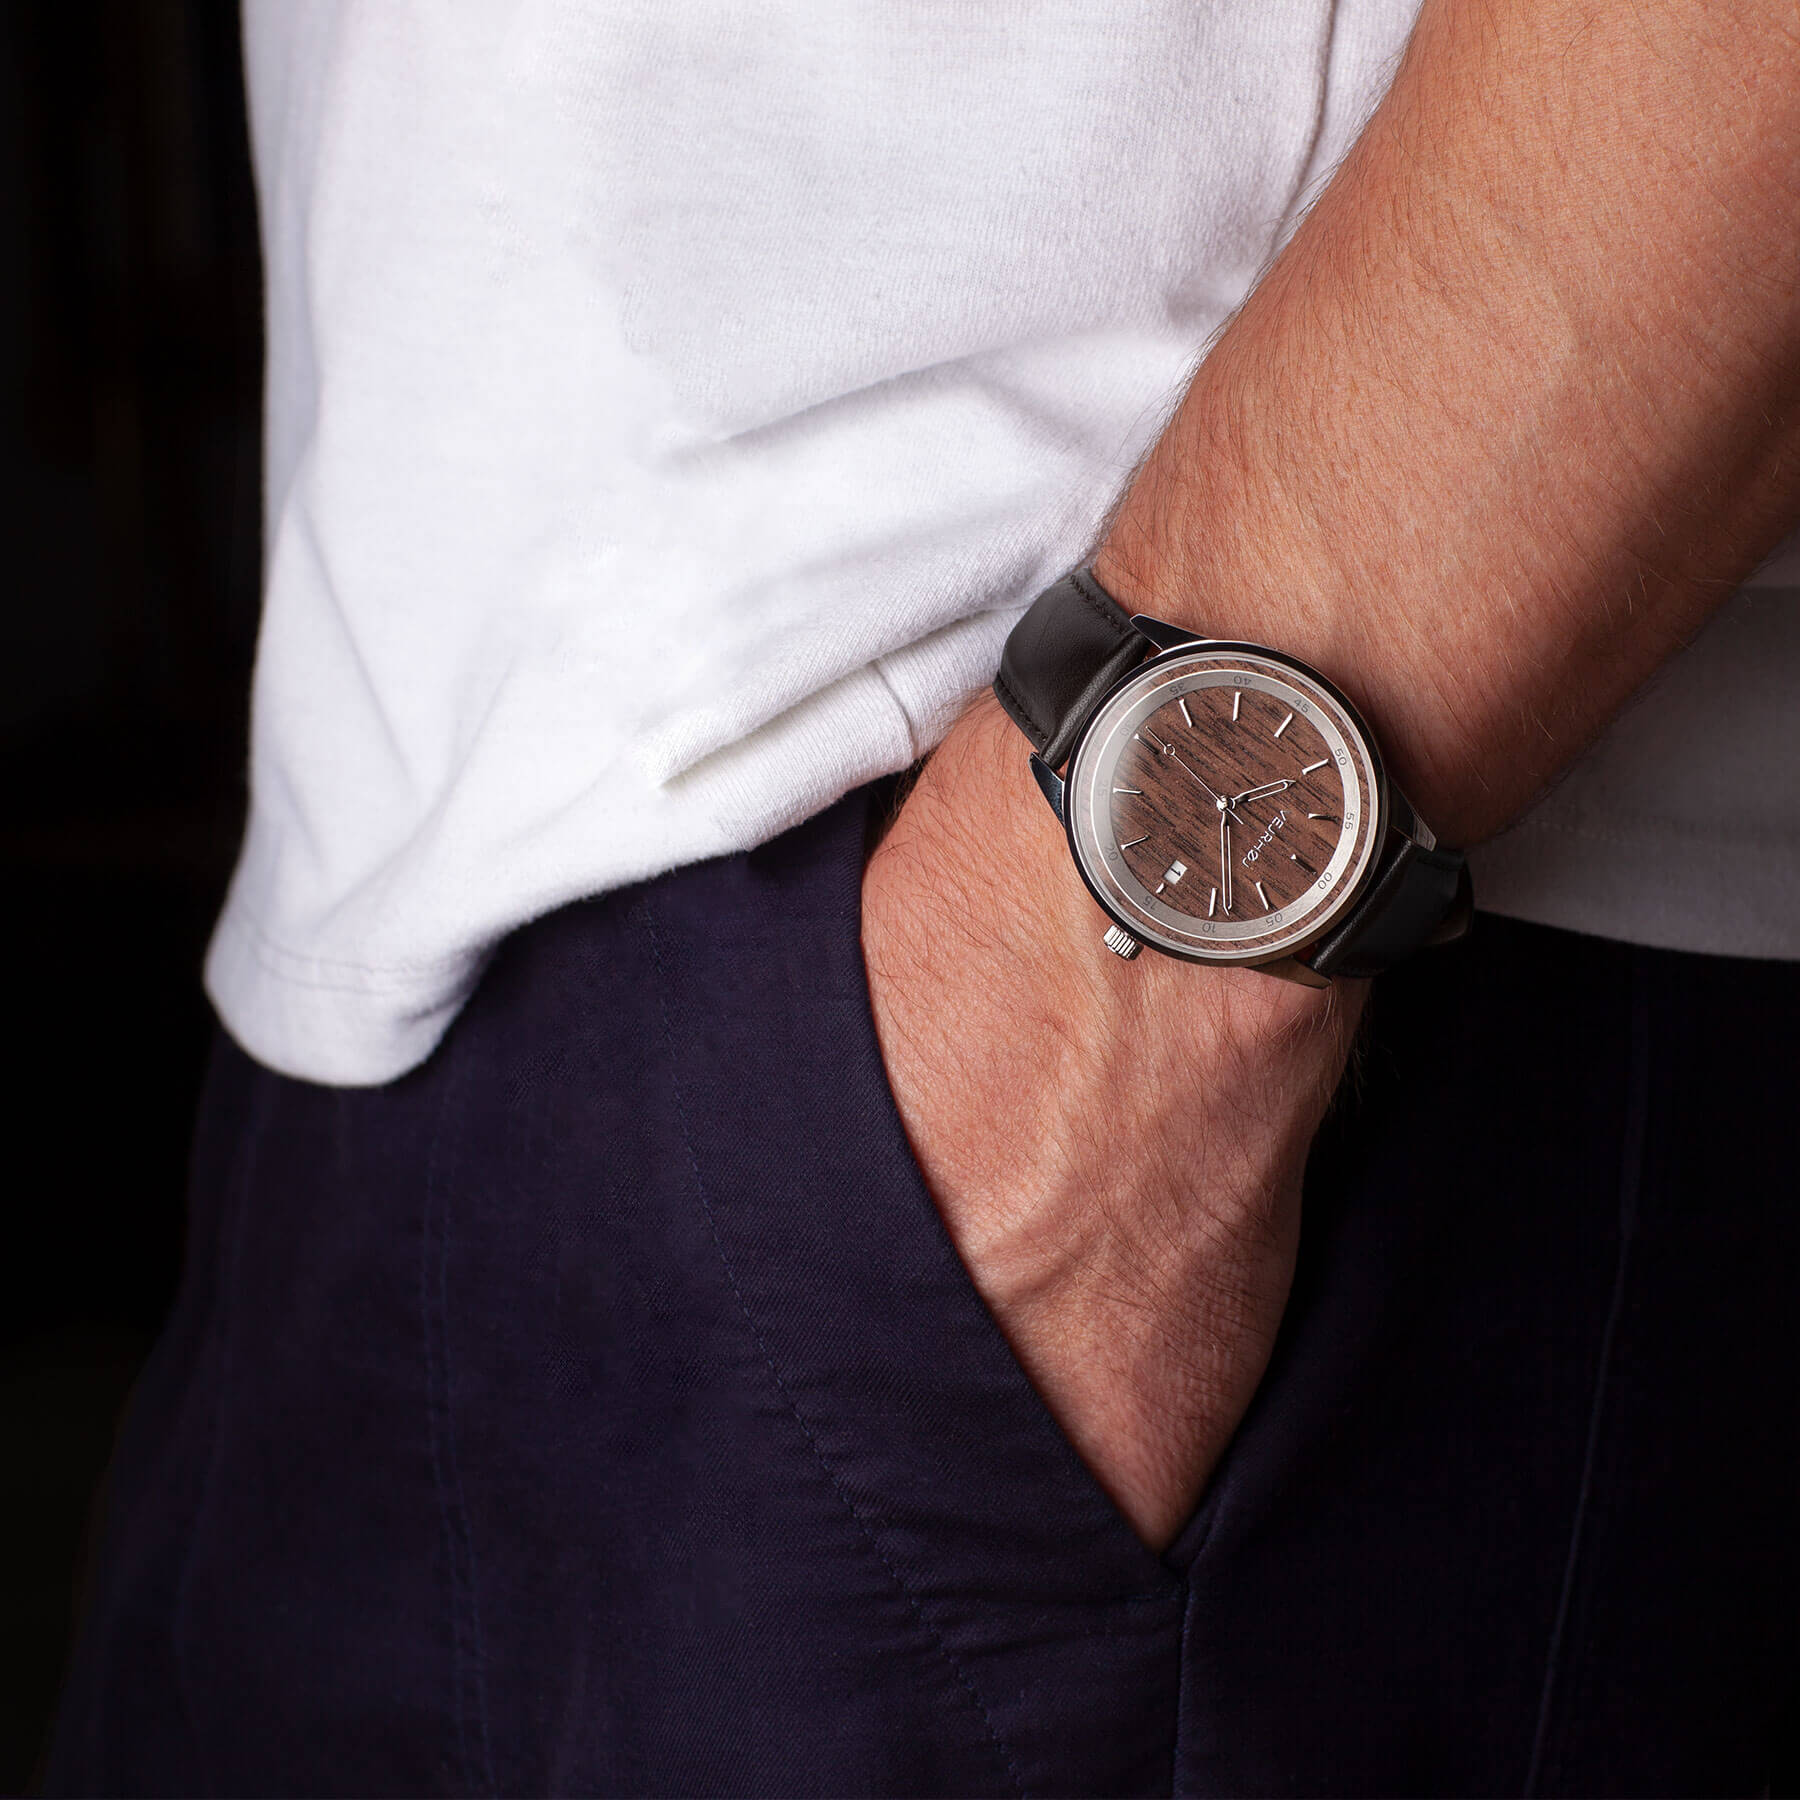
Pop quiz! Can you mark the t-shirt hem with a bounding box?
[205,895,483,1087]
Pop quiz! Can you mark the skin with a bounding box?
[863,0,1800,1548]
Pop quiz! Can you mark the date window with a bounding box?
[1161,860,1188,886]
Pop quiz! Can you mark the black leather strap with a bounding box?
[994,565,1472,978]
[1302,837,1472,978]
[994,568,1143,771]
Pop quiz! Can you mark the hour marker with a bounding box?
[1154,883,1166,895]
[1306,812,1337,822]
[1162,860,1188,886]
[1301,758,1329,775]
[1113,786,1142,796]
[1254,880,1272,911]
[1178,698,1193,728]
[1207,887,1218,917]
[1272,711,1294,740]
[1289,852,1316,874]
[1120,835,1149,849]
[1231,690,1242,723]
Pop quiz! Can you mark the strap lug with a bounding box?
[1029,753,1066,820]
[1130,613,1211,654]
[1260,955,1332,990]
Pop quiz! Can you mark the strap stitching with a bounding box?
[997,569,1137,765]
[1067,567,1137,643]
[993,664,1052,753]
[1039,638,1147,771]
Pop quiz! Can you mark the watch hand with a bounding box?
[1144,730,1244,822]
[1231,778,1292,806]
[1219,810,1233,914]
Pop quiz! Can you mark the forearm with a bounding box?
[865,0,1800,1546]
[1096,0,1800,846]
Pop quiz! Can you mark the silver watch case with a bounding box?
[1032,618,1404,978]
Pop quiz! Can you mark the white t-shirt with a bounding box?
[211,0,1800,1087]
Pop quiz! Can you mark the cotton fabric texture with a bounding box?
[51,791,1800,1793]
[213,0,1800,1085]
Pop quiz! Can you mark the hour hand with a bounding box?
[1232,778,1292,806]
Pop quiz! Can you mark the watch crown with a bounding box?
[1102,924,1143,961]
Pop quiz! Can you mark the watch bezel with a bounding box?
[1060,637,1390,967]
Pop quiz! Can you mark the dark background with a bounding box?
[1,1,260,1783]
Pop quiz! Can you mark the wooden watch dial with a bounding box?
[1066,651,1381,963]
[1113,691,1340,921]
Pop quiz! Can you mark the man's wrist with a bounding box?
[1089,504,1483,851]
[1082,269,1502,850]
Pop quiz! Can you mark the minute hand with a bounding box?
[1161,745,1244,823]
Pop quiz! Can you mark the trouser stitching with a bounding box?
[643,891,1029,1800]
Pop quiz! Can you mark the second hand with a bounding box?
[1143,729,1243,824]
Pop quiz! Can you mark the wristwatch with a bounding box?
[993,567,1472,984]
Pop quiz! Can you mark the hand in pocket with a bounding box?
[862,698,1363,1548]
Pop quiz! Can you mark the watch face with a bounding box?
[1064,645,1383,964]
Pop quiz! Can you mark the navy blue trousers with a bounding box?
[46,789,1799,1795]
